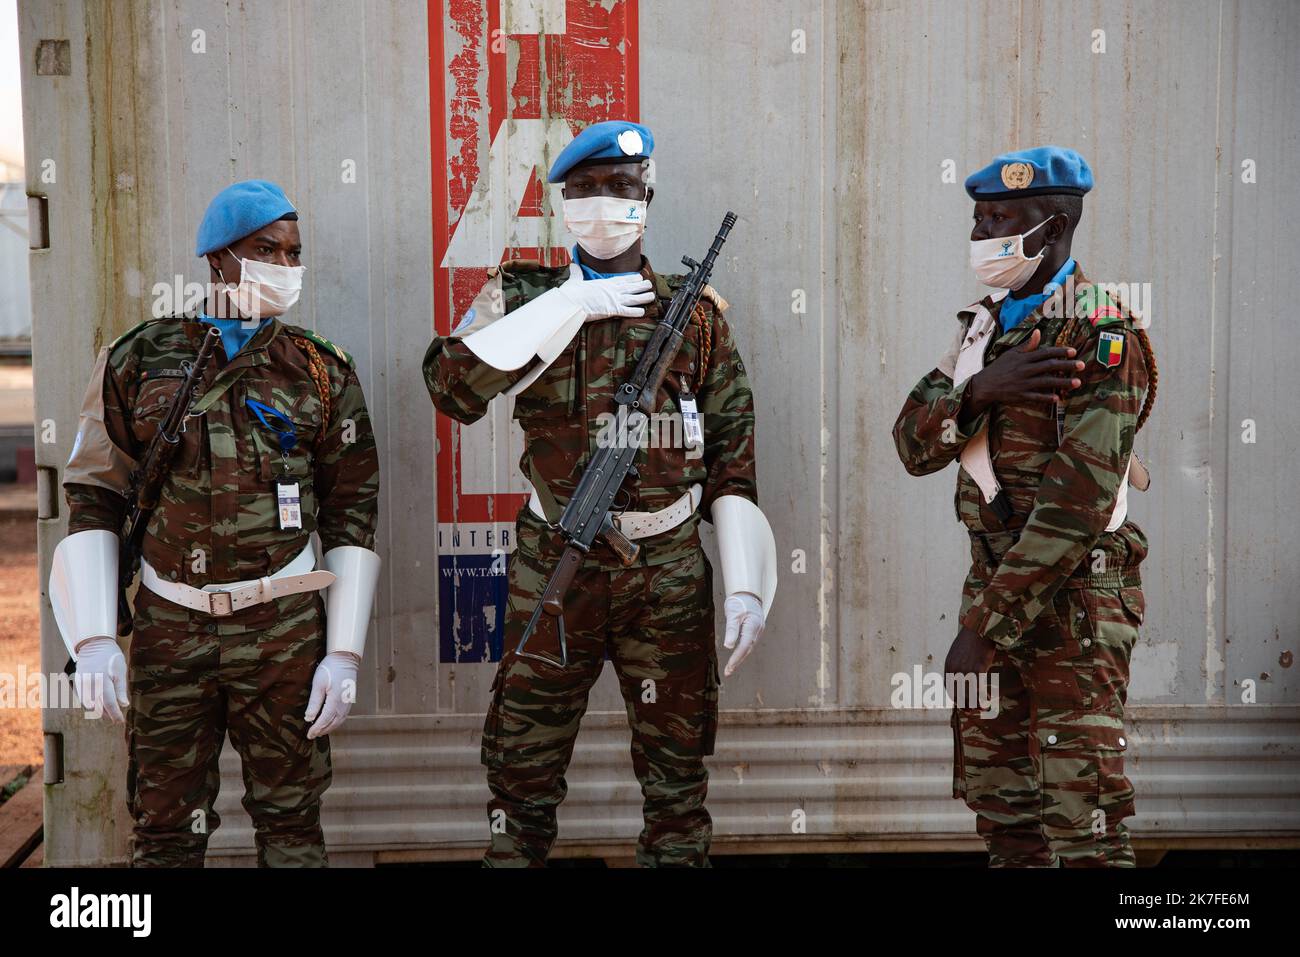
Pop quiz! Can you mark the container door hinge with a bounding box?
[43,732,64,785]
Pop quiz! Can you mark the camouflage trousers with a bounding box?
[125,584,332,867]
[482,547,720,867]
[953,534,1146,867]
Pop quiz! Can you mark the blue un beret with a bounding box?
[547,120,654,184]
[965,146,1093,201]
[195,179,298,256]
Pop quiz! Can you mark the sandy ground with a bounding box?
[0,507,42,766]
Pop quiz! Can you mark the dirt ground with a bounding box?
[0,508,42,766]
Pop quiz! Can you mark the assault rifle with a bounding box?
[516,212,737,666]
[116,325,221,635]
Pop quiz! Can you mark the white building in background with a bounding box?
[2,0,29,349]
[0,166,30,348]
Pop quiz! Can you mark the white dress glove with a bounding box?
[304,651,360,740]
[722,592,766,677]
[74,636,128,723]
[557,267,655,320]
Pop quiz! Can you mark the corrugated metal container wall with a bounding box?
[21,0,1299,866]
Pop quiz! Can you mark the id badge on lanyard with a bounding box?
[275,478,302,530]
[247,398,303,530]
[679,374,704,448]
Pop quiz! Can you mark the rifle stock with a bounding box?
[539,546,584,617]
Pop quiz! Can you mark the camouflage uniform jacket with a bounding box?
[423,257,758,570]
[64,316,380,584]
[892,268,1150,649]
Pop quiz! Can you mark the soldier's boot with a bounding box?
[481,648,604,867]
[224,596,333,868]
[955,657,1056,867]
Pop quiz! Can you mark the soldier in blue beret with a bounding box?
[194,179,302,354]
[51,179,382,866]
[894,145,1160,866]
[424,119,776,867]
[550,119,656,278]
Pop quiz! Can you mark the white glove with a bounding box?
[722,592,765,677]
[74,636,128,723]
[557,266,654,320]
[305,651,359,739]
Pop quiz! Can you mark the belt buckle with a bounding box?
[207,590,234,617]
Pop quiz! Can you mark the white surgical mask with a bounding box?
[219,251,304,320]
[562,194,648,260]
[969,217,1051,291]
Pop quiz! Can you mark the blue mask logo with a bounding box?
[999,240,1014,257]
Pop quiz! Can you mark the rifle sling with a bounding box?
[529,468,564,524]
[189,365,250,415]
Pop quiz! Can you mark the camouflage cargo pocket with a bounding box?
[1038,715,1135,833]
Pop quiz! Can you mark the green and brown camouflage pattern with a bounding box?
[67,316,379,569]
[483,546,718,867]
[952,530,1144,866]
[892,269,1149,649]
[894,268,1150,867]
[64,315,379,867]
[423,257,758,570]
[425,256,753,866]
[126,587,331,867]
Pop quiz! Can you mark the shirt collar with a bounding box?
[996,257,1077,332]
[572,244,644,281]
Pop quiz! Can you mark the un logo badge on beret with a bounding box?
[1000,162,1034,190]
[618,129,644,155]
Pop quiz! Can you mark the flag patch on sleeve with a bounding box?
[1097,330,1125,368]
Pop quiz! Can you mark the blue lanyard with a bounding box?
[246,399,298,453]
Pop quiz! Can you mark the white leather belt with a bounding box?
[140,541,336,617]
[528,484,702,541]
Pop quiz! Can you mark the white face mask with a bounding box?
[219,251,304,320]
[562,194,648,260]
[969,217,1051,291]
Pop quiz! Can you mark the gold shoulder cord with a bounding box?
[291,336,332,432]
[691,303,713,393]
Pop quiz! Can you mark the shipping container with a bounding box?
[18,0,1299,866]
